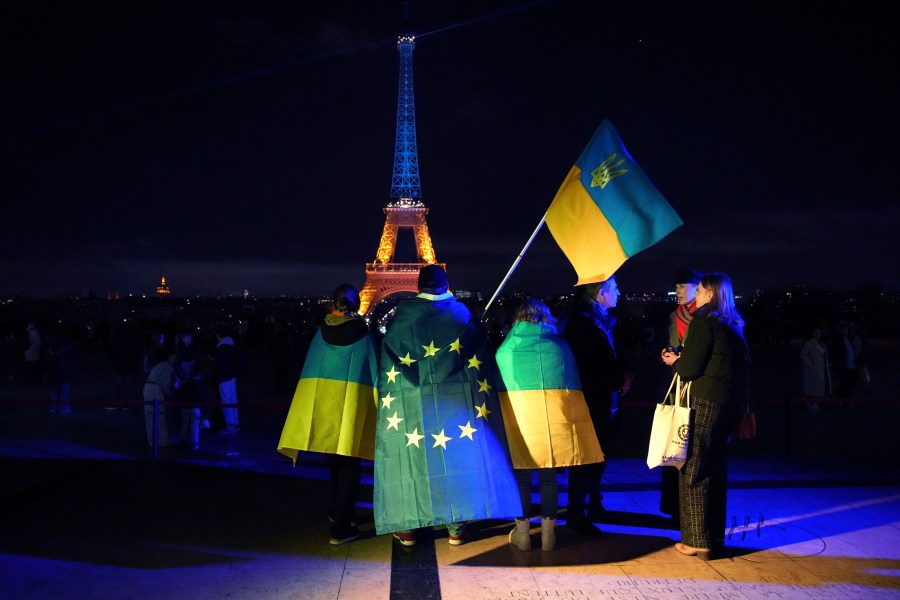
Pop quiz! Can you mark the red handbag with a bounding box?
[733,403,757,440]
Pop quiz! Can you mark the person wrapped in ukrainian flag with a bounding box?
[495,297,604,551]
[277,284,378,546]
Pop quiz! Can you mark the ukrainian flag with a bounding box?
[496,321,603,469]
[546,119,683,284]
[277,328,378,463]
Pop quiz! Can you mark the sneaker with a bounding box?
[392,531,416,547]
[329,526,360,546]
[448,526,467,546]
[218,426,239,435]
[200,418,211,430]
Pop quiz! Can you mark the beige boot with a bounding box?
[541,517,556,551]
[508,518,532,551]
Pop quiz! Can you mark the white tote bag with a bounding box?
[646,374,692,470]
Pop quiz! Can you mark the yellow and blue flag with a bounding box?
[546,119,683,284]
[496,321,604,469]
[277,323,378,463]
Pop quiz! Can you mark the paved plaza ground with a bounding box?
[1,336,898,599]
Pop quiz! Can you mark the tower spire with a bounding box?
[390,34,421,201]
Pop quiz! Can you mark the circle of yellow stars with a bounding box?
[380,336,494,450]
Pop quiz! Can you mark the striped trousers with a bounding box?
[678,395,736,549]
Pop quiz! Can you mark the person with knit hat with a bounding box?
[373,264,521,547]
[658,267,702,525]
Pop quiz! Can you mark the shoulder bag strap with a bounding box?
[662,373,679,405]
[678,380,692,409]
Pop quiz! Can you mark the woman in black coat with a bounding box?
[662,272,749,560]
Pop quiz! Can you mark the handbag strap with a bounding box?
[661,373,678,406]
[678,380,692,409]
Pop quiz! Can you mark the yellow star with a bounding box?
[475,402,492,419]
[431,429,451,449]
[449,338,463,354]
[467,354,483,370]
[399,353,417,366]
[386,412,403,430]
[458,421,477,440]
[477,379,492,394]
[381,392,396,410]
[422,341,440,357]
[405,427,425,448]
[385,366,400,384]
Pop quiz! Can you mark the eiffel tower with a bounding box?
[359,33,444,315]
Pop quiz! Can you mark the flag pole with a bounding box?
[481,213,547,321]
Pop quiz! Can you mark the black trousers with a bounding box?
[568,396,612,516]
[660,466,680,516]
[516,468,558,519]
[328,454,361,536]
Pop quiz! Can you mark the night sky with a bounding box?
[4,1,898,298]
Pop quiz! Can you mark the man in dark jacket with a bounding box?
[564,276,632,534]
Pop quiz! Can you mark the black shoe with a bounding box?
[329,525,360,546]
[587,504,607,522]
[567,516,602,537]
[329,513,358,528]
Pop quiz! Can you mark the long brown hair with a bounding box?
[515,297,557,327]
[699,272,744,334]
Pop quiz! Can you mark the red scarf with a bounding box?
[675,299,697,342]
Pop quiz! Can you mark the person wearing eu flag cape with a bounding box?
[277,284,379,546]
[374,265,521,546]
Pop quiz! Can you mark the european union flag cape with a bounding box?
[277,318,379,463]
[374,294,521,534]
[496,321,604,469]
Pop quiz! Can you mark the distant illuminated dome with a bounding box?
[156,276,171,296]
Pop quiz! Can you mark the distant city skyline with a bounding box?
[1,266,892,301]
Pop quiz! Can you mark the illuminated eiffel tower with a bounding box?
[359,33,444,315]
